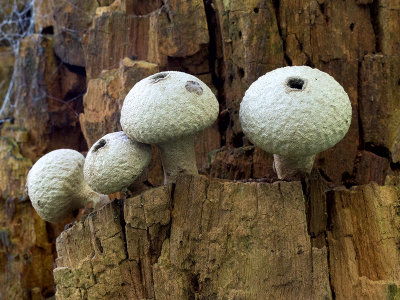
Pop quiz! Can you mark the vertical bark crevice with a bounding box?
[203,0,227,147]
[349,59,365,187]
[357,58,365,150]
[325,229,336,300]
[303,172,336,298]
[301,177,311,236]
[368,0,381,53]
[272,0,292,66]
[115,198,129,259]
[325,190,336,299]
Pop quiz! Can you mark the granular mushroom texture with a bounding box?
[239,66,352,179]
[120,71,219,183]
[27,149,109,223]
[84,131,152,194]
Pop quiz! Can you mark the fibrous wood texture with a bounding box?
[54,175,400,299]
[55,175,319,299]
[0,0,399,299]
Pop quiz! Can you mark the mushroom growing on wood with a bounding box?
[84,131,152,194]
[27,149,110,223]
[239,66,352,179]
[120,71,219,183]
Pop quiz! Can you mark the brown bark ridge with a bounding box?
[53,174,400,299]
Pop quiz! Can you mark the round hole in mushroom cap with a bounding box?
[92,139,106,152]
[121,71,220,144]
[286,77,307,91]
[239,66,352,157]
[151,72,170,83]
[84,131,152,194]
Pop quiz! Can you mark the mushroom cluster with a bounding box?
[239,66,352,179]
[27,71,219,222]
[27,66,352,223]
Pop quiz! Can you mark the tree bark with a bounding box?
[54,174,400,299]
[0,0,399,299]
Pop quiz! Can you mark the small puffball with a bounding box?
[84,131,152,194]
[27,149,96,223]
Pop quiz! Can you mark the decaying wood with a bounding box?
[54,175,400,299]
[0,0,399,298]
[327,183,400,299]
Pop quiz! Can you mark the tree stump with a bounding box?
[53,175,400,299]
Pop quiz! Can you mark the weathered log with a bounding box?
[53,175,400,299]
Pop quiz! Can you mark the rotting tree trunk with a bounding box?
[0,0,399,299]
[53,174,400,299]
[54,175,322,299]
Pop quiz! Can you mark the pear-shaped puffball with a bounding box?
[84,131,152,194]
[27,149,108,223]
[120,71,219,183]
[240,66,352,179]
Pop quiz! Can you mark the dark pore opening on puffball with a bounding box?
[93,139,106,152]
[151,72,168,83]
[185,80,203,95]
[287,77,305,90]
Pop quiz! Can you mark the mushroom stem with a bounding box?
[158,135,198,184]
[273,154,315,179]
[80,183,110,209]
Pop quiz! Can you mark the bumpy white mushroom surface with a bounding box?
[240,66,352,179]
[27,149,109,223]
[121,71,219,183]
[84,131,152,194]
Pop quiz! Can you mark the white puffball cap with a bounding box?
[27,149,92,223]
[84,131,152,194]
[120,71,219,144]
[239,66,352,157]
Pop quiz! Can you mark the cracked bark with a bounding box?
[54,175,400,299]
[1,0,400,299]
[55,175,319,299]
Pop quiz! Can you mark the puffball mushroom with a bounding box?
[239,66,352,179]
[27,149,110,223]
[84,131,152,194]
[120,71,219,183]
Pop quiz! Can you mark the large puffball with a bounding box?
[240,66,352,179]
[240,66,352,158]
[84,131,152,194]
[120,71,219,183]
[120,71,219,144]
